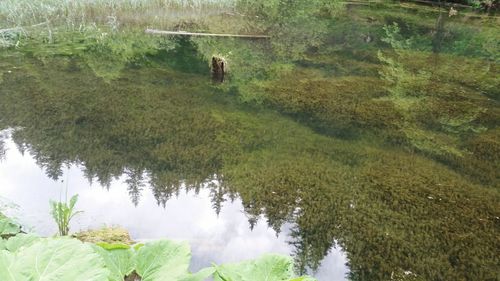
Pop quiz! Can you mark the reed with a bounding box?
[0,0,236,48]
[0,0,235,29]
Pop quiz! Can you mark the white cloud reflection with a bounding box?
[0,137,348,280]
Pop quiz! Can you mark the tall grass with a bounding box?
[0,0,235,28]
[0,0,237,49]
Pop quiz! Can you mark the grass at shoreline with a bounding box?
[0,0,235,27]
[0,0,240,48]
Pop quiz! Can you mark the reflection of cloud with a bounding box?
[0,137,348,280]
[0,137,63,235]
[315,245,349,281]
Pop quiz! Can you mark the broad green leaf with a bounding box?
[0,217,21,237]
[4,233,40,252]
[12,237,109,281]
[69,195,79,210]
[179,267,216,281]
[134,239,191,281]
[92,244,134,281]
[0,239,5,250]
[0,250,20,281]
[214,254,295,281]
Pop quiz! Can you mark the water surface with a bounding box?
[0,2,499,280]
[0,135,347,279]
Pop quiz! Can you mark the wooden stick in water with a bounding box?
[145,29,270,39]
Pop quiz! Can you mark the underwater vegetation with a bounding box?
[0,47,498,280]
[0,0,499,280]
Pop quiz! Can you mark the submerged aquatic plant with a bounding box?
[50,194,82,236]
[0,1,498,280]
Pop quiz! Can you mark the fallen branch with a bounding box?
[145,29,270,39]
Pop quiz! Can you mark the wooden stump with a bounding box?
[212,56,226,83]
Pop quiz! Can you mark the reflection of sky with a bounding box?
[0,136,348,280]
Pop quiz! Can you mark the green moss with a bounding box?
[74,227,134,245]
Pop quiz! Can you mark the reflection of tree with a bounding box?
[288,188,339,275]
[207,174,234,216]
[222,150,355,275]
[149,172,184,207]
[432,1,449,54]
[378,22,497,185]
[192,1,345,104]
[0,131,6,161]
[0,51,347,274]
[236,0,344,60]
[0,45,224,193]
[124,168,146,206]
[289,226,335,275]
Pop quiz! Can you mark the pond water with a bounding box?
[0,1,499,280]
[0,135,347,279]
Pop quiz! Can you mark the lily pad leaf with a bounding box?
[134,239,191,281]
[12,237,109,281]
[92,244,135,281]
[214,254,295,281]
